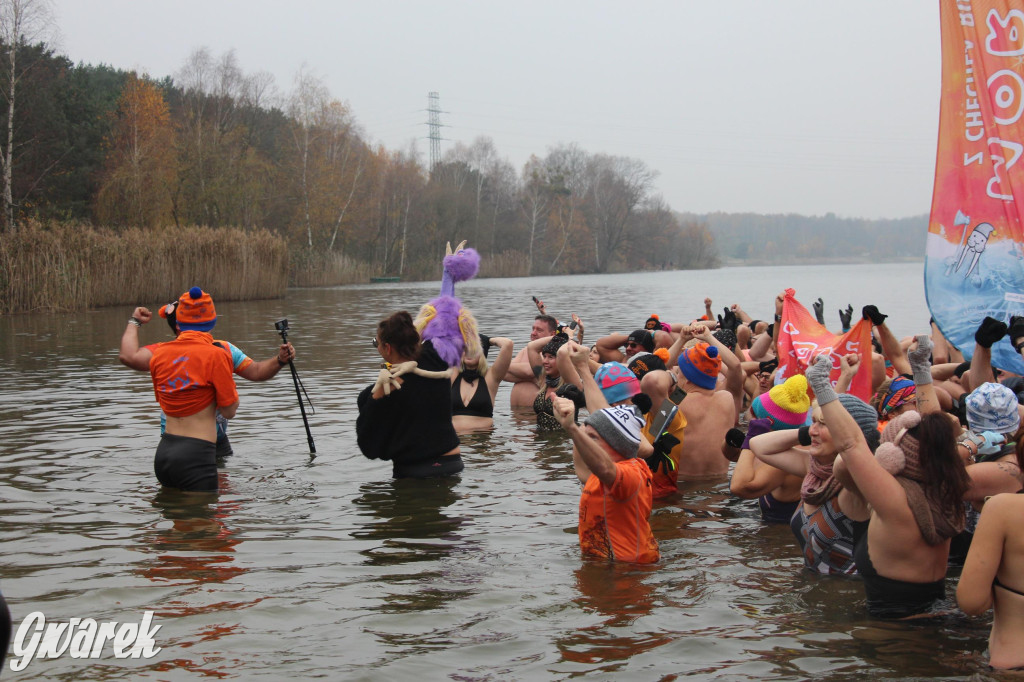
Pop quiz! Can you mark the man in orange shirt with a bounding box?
[552,397,659,564]
[146,287,239,492]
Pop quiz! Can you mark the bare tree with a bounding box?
[519,156,549,275]
[0,0,53,231]
[287,66,330,247]
[585,154,656,272]
[544,143,590,273]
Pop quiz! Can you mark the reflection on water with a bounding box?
[0,265,1002,679]
[352,477,467,562]
[142,484,244,586]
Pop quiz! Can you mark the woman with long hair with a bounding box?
[356,311,463,478]
[957,438,1024,669]
[805,353,970,618]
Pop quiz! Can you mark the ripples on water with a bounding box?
[0,265,1000,679]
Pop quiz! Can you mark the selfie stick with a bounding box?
[277,323,316,454]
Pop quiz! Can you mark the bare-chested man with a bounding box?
[505,314,558,407]
[640,325,743,479]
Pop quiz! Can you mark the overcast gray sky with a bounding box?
[52,1,940,220]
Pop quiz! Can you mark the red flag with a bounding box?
[777,289,873,402]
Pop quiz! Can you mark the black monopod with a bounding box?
[275,318,316,455]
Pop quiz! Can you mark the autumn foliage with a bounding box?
[0,43,719,311]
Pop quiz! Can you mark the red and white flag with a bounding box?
[777,289,873,402]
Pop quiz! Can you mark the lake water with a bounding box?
[0,263,998,680]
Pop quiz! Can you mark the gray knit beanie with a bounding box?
[584,406,644,459]
[838,393,881,453]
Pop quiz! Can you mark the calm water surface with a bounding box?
[0,264,1002,680]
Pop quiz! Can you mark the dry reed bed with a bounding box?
[0,222,288,313]
[289,249,375,287]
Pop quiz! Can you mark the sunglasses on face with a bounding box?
[625,342,640,349]
[372,337,379,348]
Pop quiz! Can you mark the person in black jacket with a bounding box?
[356,311,464,478]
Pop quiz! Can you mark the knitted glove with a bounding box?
[907,334,934,385]
[806,355,838,406]
[1009,315,1024,350]
[741,417,774,450]
[644,433,680,474]
[862,305,888,326]
[812,298,825,326]
[839,304,853,332]
[975,316,1008,349]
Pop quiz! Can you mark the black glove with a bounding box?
[798,426,812,447]
[555,383,584,407]
[478,333,492,358]
[812,298,825,325]
[725,427,745,449]
[644,432,680,474]
[1010,315,1024,350]
[862,305,887,326]
[839,304,853,331]
[555,384,585,424]
[975,316,1008,349]
[718,307,739,333]
[758,358,778,374]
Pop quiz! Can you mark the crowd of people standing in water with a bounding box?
[102,283,1024,671]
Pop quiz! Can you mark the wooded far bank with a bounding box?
[0,28,926,313]
[0,36,718,312]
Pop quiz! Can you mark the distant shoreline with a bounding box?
[718,256,923,267]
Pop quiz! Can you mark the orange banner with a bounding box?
[926,1,1024,374]
[777,289,873,402]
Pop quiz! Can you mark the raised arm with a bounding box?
[968,316,1006,387]
[731,303,753,325]
[834,353,860,394]
[119,306,155,371]
[694,324,743,415]
[594,333,627,363]
[553,396,616,487]
[526,335,553,386]
[749,428,810,478]
[485,337,515,393]
[864,305,912,377]
[665,325,691,368]
[747,327,775,362]
[805,354,905,519]
[564,342,610,413]
[907,334,940,415]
